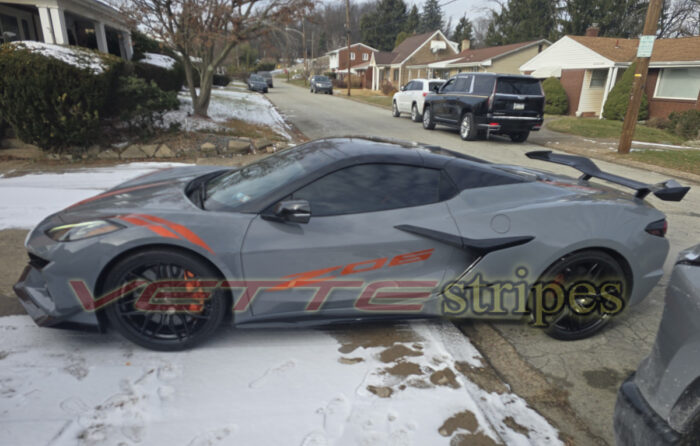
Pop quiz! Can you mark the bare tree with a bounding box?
[122,0,312,117]
[658,0,700,37]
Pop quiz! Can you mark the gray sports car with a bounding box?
[14,138,689,350]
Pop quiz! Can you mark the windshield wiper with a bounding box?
[198,181,207,209]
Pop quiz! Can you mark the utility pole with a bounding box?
[617,0,664,154]
[345,0,351,96]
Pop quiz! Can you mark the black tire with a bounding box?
[509,131,530,143]
[392,101,400,117]
[530,250,630,341]
[459,112,478,141]
[411,103,421,122]
[422,105,435,129]
[103,249,227,351]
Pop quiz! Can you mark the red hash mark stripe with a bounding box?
[118,214,215,254]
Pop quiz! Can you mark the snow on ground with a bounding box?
[0,163,188,230]
[0,317,561,446]
[9,41,107,74]
[163,87,291,139]
[140,53,177,70]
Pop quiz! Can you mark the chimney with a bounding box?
[461,39,471,51]
[585,24,600,37]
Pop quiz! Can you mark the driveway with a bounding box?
[266,81,700,444]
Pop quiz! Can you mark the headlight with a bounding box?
[47,220,123,242]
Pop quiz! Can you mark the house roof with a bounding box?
[448,40,548,65]
[326,43,378,55]
[373,30,456,66]
[568,35,700,63]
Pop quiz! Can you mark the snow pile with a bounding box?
[9,41,108,74]
[140,52,177,70]
[163,88,291,139]
[0,163,189,230]
[0,316,562,445]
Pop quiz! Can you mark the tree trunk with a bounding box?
[194,67,215,118]
[181,56,200,114]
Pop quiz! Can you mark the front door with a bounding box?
[241,163,462,321]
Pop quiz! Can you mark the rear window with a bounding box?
[496,78,542,95]
[428,81,444,91]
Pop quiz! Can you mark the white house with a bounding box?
[0,0,132,59]
[520,32,700,119]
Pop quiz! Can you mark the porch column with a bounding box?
[48,7,68,44]
[37,7,55,44]
[122,31,133,60]
[94,22,108,53]
[599,67,617,118]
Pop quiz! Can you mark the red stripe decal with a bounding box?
[119,215,180,240]
[137,214,215,254]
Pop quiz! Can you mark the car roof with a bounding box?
[454,72,537,80]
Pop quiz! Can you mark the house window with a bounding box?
[362,53,368,61]
[0,13,20,43]
[589,69,607,88]
[655,68,700,100]
[393,69,399,82]
[350,52,355,60]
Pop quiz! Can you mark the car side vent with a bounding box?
[28,253,50,270]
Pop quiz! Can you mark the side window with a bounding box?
[404,81,414,91]
[454,76,471,93]
[412,81,423,91]
[441,79,456,92]
[292,164,443,216]
[473,76,496,95]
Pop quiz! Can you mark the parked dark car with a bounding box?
[247,74,268,93]
[614,244,700,445]
[422,73,544,143]
[310,75,333,94]
[257,71,274,88]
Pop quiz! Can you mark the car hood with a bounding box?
[53,165,230,223]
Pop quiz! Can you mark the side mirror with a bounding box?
[273,200,311,224]
[400,85,406,91]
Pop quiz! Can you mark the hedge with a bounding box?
[603,63,649,121]
[542,77,568,115]
[669,110,700,141]
[134,59,185,92]
[0,42,125,152]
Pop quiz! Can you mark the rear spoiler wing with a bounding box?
[526,150,690,201]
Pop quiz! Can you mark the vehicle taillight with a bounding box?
[645,219,667,237]
[423,92,428,97]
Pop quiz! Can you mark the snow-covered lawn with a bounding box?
[0,163,187,230]
[164,87,291,139]
[0,166,561,445]
[0,317,560,446]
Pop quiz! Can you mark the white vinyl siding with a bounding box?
[578,69,607,115]
[654,68,700,100]
[520,36,613,72]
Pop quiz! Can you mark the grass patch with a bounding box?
[285,78,308,88]
[334,88,393,109]
[547,117,685,145]
[618,149,700,176]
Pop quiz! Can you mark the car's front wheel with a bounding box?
[103,249,228,351]
[392,101,400,117]
[422,106,435,129]
[411,104,421,122]
[460,112,477,141]
[510,131,530,143]
[530,250,630,341]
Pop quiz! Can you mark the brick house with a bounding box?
[414,39,550,78]
[520,30,700,119]
[369,30,459,90]
[327,43,378,76]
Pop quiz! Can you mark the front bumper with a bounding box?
[314,85,333,93]
[614,374,681,445]
[13,263,100,329]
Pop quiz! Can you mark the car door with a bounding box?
[240,163,464,320]
[443,76,471,123]
[409,80,423,111]
[432,78,455,121]
[398,81,414,112]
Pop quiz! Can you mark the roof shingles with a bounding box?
[569,35,700,63]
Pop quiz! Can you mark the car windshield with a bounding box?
[250,75,264,81]
[315,76,329,82]
[495,78,542,95]
[204,144,331,211]
[259,72,271,78]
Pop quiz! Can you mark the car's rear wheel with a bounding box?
[411,104,421,122]
[509,131,530,143]
[422,106,435,129]
[530,250,630,341]
[103,249,227,351]
[392,101,400,117]
[460,112,478,141]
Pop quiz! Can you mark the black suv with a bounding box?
[422,73,544,142]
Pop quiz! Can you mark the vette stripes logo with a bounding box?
[118,214,214,254]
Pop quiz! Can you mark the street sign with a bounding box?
[637,35,656,58]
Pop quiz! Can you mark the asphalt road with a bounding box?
[266,81,700,444]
